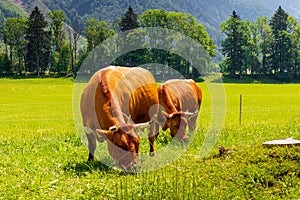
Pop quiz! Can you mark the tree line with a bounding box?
[0,5,299,81]
[1,6,81,77]
[221,7,300,81]
[0,6,215,78]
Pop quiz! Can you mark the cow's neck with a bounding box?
[110,97,126,125]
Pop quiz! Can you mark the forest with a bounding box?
[220,7,300,81]
[0,5,299,81]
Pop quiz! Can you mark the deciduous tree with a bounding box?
[138,9,215,78]
[2,17,27,74]
[256,16,272,74]
[287,16,300,76]
[85,18,116,52]
[85,17,116,73]
[49,10,66,53]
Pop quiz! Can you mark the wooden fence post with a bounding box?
[240,94,242,125]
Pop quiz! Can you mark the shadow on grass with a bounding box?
[63,160,138,176]
[63,160,113,175]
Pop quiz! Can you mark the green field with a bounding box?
[0,78,300,199]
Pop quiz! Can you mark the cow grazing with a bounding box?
[157,79,202,141]
[80,66,159,170]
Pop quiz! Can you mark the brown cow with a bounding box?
[80,66,159,170]
[157,79,202,141]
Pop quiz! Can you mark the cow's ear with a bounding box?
[96,129,114,140]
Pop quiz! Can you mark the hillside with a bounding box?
[0,0,27,28]
[7,0,299,44]
[1,0,300,56]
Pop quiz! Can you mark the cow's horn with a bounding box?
[122,112,134,123]
[134,122,150,129]
[162,111,168,117]
[162,111,172,119]
[184,111,198,119]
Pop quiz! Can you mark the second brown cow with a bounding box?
[158,79,202,141]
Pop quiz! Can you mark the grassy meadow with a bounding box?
[0,78,300,199]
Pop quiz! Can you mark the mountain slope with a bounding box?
[40,0,300,44]
[3,0,300,56]
[5,0,300,33]
[0,0,27,28]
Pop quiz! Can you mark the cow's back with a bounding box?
[80,66,127,129]
[122,67,158,123]
[94,66,159,129]
[159,79,202,113]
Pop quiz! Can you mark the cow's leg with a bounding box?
[148,135,155,156]
[84,126,97,162]
[148,122,159,156]
[188,115,198,131]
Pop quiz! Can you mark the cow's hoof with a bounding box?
[183,137,189,143]
[149,152,156,157]
[87,153,94,162]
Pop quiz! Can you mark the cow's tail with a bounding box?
[196,84,203,109]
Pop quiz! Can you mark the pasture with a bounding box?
[0,78,300,199]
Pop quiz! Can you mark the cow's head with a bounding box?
[162,111,198,142]
[96,122,149,171]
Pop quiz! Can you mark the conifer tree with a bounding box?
[25,6,51,77]
[220,11,250,77]
[269,6,292,74]
[119,6,138,32]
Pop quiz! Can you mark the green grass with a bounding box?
[1,78,300,199]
